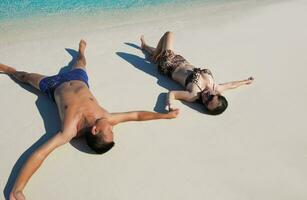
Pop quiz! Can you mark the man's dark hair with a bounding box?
[85,131,115,154]
[205,95,228,115]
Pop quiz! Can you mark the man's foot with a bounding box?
[140,35,146,49]
[10,191,26,200]
[0,63,16,74]
[79,39,86,55]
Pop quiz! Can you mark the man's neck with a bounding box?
[76,111,105,137]
[84,107,108,127]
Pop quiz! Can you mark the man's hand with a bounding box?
[10,191,25,200]
[167,108,180,119]
[166,91,198,112]
[166,102,176,112]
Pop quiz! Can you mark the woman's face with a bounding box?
[201,91,221,110]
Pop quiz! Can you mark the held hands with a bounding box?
[166,102,180,119]
[166,102,176,113]
[167,108,180,119]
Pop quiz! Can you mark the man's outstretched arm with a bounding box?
[10,131,74,200]
[109,109,179,125]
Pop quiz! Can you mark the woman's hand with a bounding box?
[10,191,26,200]
[166,102,177,112]
[167,108,180,119]
[166,103,171,112]
[245,76,254,85]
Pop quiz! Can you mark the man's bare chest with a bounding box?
[53,81,95,122]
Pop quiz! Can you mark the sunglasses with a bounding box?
[204,94,215,105]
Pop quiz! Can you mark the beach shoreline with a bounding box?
[0,0,283,45]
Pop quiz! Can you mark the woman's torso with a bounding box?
[172,63,215,94]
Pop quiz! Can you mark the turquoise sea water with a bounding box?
[0,0,206,21]
[0,0,230,44]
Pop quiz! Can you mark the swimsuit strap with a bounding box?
[191,68,205,92]
[185,68,214,99]
[194,82,203,92]
[192,68,216,101]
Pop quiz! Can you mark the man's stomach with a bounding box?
[54,80,94,121]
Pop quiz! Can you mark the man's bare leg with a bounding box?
[1,63,45,90]
[140,31,174,61]
[72,39,87,71]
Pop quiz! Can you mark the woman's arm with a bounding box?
[167,91,198,111]
[216,77,254,93]
[10,131,74,200]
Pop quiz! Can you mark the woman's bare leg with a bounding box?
[140,31,174,61]
[161,31,174,51]
[1,63,45,90]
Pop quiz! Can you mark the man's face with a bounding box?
[91,118,114,142]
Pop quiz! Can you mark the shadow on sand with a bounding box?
[3,48,94,200]
[117,42,205,113]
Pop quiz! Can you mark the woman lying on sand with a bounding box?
[140,31,254,115]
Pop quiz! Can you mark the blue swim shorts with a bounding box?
[39,68,89,100]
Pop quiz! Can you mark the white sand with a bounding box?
[1,0,307,199]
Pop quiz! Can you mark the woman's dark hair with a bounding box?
[85,131,115,154]
[205,95,228,115]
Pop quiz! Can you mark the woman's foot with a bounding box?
[79,39,86,55]
[140,35,146,49]
[140,35,158,62]
[0,63,16,74]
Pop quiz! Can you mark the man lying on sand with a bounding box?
[1,40,178,200]
[140,31,254,115]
